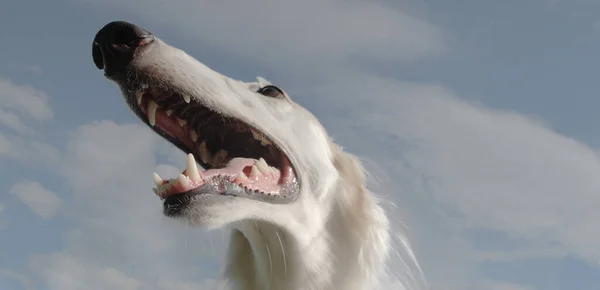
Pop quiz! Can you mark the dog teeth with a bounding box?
[190,130,198,142]
[256,158,269,174]
[152,172,163,187]
[177,118,187,127]
[199,141,212,164]
[166,110,173,116]
[136,92,144,105]
[147,100,159,126]
[178,174,190,188]
[182,94,191,103]
[250,165,261,179]
[186,153,202,182]
[152,154,207,199]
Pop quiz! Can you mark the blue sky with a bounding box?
[1,0,600,289]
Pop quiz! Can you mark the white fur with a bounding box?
[128,37,420,290]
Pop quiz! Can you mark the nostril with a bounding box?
[92,42,104,70]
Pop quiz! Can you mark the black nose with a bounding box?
[92,21,154,72]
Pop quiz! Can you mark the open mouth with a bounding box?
[131,86,299,211]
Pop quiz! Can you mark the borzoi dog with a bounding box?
[92,21,411,290]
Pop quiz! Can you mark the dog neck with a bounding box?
[219,147,391,290]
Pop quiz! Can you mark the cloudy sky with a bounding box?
[1,0,600,289]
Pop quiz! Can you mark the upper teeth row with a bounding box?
[137,91,190,106]
[137,92,190,127]
[137,92,273,167]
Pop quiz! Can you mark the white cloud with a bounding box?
[30,121,226,289]
[0,134,61,167]
[31,251,220,290]
[0,107,31,134]
[0,79,57,168]
[0,78,53,121]
[0,269,35,290]
[310,73,600,288]
[30,254,141,290]
[10,180,61,219]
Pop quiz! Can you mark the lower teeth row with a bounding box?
[152,154,280,199]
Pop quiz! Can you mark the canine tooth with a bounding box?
[152,173,163,187]
[147,100,159,126]
[212,150,228,166]
[256,158,269,173]
[177,118,187,126]
[189,130,198,142]
[238,170,248,180]
[178,174,189,188]
[166,110,173,116]
[199,141,212,164]
[136,92,143,105]
[182,94,191,103]
[186,153,202,181]
[250,165,261,178]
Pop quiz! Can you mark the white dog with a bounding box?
[93,21,419,290]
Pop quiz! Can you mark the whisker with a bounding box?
[265,238,273,289]
[275,230,287,277]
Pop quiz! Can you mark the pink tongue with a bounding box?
[197,158,255,181]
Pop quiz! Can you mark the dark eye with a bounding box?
[257,85,285,99]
